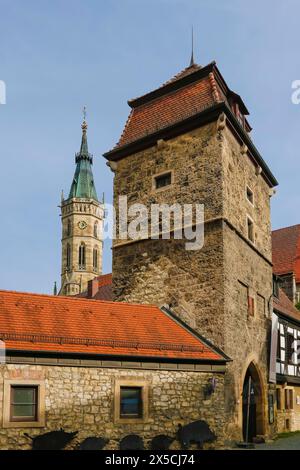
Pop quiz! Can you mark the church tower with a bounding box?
[104,60,278,441]
[59,116,104,296]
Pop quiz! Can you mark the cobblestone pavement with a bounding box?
[253,434,300,450]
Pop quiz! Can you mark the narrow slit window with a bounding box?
[247,217,254,242]
[79,243,86,269]
[93,248,98,270]
[66,243,71,270]
[246,186,254,205]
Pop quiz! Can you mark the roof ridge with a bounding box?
[272,224,300,233]
[0,289,157,308]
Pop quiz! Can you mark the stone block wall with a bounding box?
[0,363,226,450]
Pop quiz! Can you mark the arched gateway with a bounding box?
[242,362,265,442]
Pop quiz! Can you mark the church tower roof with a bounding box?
[68,119,98,200]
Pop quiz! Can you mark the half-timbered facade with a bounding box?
[272,278,300,432]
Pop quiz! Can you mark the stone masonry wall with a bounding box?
[221,125,274,439]
[0,363,226,450]
[111,117,275,440]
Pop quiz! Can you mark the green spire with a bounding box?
[68,119,98,200]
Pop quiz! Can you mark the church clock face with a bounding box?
[78,220,87,230]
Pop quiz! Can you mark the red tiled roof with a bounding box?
[96,273,112,288]
[92,284,112,301]
[76,274,113,301]
[117,69,219,148]
[274,288,300,322]
[0,290,225,362]
[272,225,300,282]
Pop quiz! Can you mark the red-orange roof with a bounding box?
[116,64,221,149]
[76,273,113,301]
[0,290,225,362]
[272,225,300,283]
[274,288,300,322]
[96,273,112,288]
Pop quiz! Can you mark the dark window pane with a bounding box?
[12,405,35,418]
[287,334,294,364]
[10,386,37,422]
[13,388,36,403]
[155,173,171,189]
[120,387,142,418]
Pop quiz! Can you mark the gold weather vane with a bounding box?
[83,105,87,122]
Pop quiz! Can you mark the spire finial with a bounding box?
[189,26,194,67]
[82,105,87,131]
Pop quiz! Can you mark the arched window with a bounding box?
[67,219,71,236]
[78,243,86,269]
[94,221,98,238]
[66,243,71,270]
[93,248,98,270]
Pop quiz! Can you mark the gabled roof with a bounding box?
[103,60,278,187]
[0,290,228,362]
[274,288,300,322]
[272,224,300,283]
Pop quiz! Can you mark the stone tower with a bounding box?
[104,61,278,441]
[59,118,104,296]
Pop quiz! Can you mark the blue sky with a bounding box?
[0,0,299,294]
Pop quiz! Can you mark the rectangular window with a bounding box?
[248,295,255,317]
[120,386,143,419]
[114,379,148,424]
[277,330,281,360]
[287,333,294,364]
[247,217,254,243]
[10,386,37,422]
[246,186,254,205]
[154,172,172,190]
[276,388,282,410]
[285,389,294,410]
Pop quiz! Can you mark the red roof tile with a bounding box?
[0,290,225,362]
[117,73,218,148]
[272,225,300,282]
[274,288,300,321]
[76,274,113,301]
[96,273,112,288]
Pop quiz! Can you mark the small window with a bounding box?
[67,219,71,236]
[120,387,143,419]
[93,248,98,270]
[248,295,255,317]
[246,187,254,205]
[10,386,38,422]
[94,222,98,238]
[287,334,294,364]
[277,330,281,360]
[66,243,71,270]
[276,388,282,410]
[285,389,294,410]
[154,172,172,190]
[79,243,86,269]
[247,217,254,243]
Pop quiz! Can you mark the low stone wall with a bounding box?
[0,363,226,450]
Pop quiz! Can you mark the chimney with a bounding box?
[87,278,99,298]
